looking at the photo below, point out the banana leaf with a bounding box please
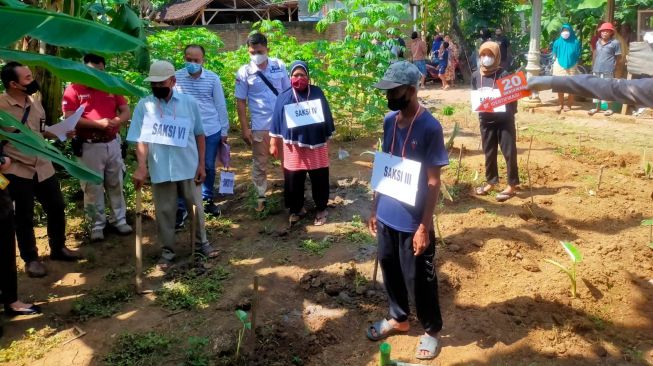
[109,4,149,72]
[0,49,147,97]
[0,110,102,184]
[0,6,145,53]
[0,0,27,8]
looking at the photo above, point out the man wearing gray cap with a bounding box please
[366,61,448,360]
[127,60,219,267]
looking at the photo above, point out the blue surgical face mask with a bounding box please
[185,62,201,74]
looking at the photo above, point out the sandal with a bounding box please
[604,109,614,116]
[255,197,266,212]
[366,319,408,341]
[289,208,307,226]
[563,105,571,112]
[475,185,493,196]
[197,243,220,259]
[314,210,328,226]
[415,334,440,360]
[496,190,517,202]
[588,109,598,116]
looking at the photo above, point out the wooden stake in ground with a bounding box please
[252,276,259,331]
[372,247,379,289]
[135,189,144,294]
[189,204,196,259]
[526,135,535,205]
[597,166,605,193]
[455,145,464,184]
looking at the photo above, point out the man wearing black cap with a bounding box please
[366,61,448,360]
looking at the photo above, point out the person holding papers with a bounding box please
[366,61,448,361]
[62,54,133,242]
[269,61,335,226]
[471,42,520,202]
[0,62,80,278]
[127,61,219,268]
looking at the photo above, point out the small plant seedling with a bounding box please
[445,121,460,151]
[544,241,583,297]
[641,219,653,248]
[235,310,251,360]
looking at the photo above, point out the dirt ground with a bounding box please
[2,83,653,366]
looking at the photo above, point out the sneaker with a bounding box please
[114,223,133,235]
[25,261,47,278]
[175,209,188,231]
[90,229,104,242]
[204,202,221,216]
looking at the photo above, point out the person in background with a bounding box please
[174,44,230,229]
[366,61,447,361]
[62,54,132,242]
[472,42,520,202]
[409,31,428,88]
[0,62,80,278]
[128,61,219,268]
[0,153,42,329]
[589,22,621,116]
[431,32,443,63]
[494,27,511,70]
[551,24,582,112]
[236,33,291,212]
[437,42,450,90]
[590,20,606,54]
[444,35,459,88]
[269,61,335,226]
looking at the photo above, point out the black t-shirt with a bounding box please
[471,69,518,123]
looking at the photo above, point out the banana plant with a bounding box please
[544,241,583,298]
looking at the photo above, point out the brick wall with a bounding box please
[160,21,346,50]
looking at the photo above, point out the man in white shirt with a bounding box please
[174,44,229,227]
[235,33,290,211]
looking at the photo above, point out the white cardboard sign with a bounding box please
[284,99,325,128]
[470,87,506,113]
[219,171,235,195]
[139,113,191,147]
[370,151,422,206]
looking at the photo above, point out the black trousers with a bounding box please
[6,174,66,263]
[0,211,18,305]
[480,116,520,186]
[283,167,329,215]
[377,221,443,334]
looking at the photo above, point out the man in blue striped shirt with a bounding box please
[174,44,230,227]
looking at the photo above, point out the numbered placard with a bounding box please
[476,71,532,112]
[219,171,235,195]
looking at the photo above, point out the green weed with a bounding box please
[235,310,251,360]
[247,186,282,220]
[299,238,331,256]
[71,285,133,321]
[104,331,173,366]
[155,266,230,310]
[184,336,211,366]
[544,241,583,298]
[0,327,65,363]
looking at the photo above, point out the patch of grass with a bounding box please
[344,215,375,245]
[104,331,173,366]
[623,346,644,361]
[206,216,234,235]
[247,186,282,220]
[299,238,331,256]
[0,327,66,363]
[71,285,133,321]
[155,266,230,311]
[554,145,586,158]
[588,314,609,331]
[184,336,211,366]
[103,267,133,282]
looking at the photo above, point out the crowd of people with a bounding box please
[0,21,636,360]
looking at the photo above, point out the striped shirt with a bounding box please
[283,143,329,171]
[174,68,229,137]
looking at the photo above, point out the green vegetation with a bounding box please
[71,285,132,321]
[247,186,282,220]
[184,336,212,366]
[104,331,173,366]
[300,238,332,256]
[0,327,65,363]
[155,266,230,310]
[544,241,583,298]
[345,215,375,245]
[235,310,252,360]
[641,219,653,248]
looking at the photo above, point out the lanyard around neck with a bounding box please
[390,106,421,158]
[479,71,498,89]
[156,99,176,120]
[291,86,310,105]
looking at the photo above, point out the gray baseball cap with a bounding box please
[373,61,421,89]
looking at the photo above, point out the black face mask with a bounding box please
[20,80,40,95]
[387,91,410,111]
[152,86,171,99]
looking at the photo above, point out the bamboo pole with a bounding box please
[252,276,259,331]
[597,166,605,193]
[190,204,197,259]
[455,144,464,184]
[526,135,534,205]
[135,189,143,294]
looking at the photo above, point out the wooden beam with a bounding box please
[606,0,615,23]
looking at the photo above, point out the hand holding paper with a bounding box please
[45,105,84,141]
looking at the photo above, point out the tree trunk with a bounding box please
[447,0,472,83]
[34,43,62,126]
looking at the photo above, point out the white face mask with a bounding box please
[481,56,495,67]
[250,53,268,65]
[561,31,571,39]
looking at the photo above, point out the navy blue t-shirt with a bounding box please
[376,109,449,233]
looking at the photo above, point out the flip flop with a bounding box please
[588,109,598,116]
[366,319,407,341]
[255,198,266,212]
[475,185,492,196]
[314,210,328,226]
[496,190,516,202]
[604,109,614,116]
[563,105,571,112]
[415,334,440,360]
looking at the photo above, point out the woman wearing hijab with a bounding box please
[552,24,582,112]
[270,61,335,226]
[471,42,519,202]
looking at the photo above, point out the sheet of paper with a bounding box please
[45,105,84,141]
[219,171,235,195]
[370,151,422,206]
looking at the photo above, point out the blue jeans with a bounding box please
[178,131,221,212]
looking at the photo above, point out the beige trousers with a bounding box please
[151,179,208,260]
[252,130,270,197]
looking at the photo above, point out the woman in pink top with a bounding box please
[270,61,335,226]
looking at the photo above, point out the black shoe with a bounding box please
[175,209,188,231]
[50,247,81,262]
[204,202,221,217]
[4,304,42,316]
